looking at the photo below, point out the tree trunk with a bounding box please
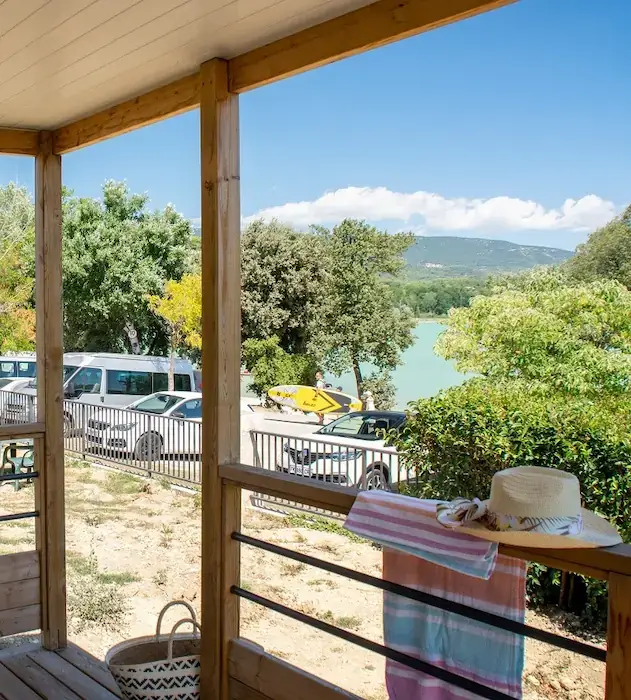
[168,338,175,391]
[352,359,363,398]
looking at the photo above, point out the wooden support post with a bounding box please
[200,58,241,700]
[605,573,631,700]
[34,131,67,650]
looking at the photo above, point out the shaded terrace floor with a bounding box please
[0,643,120,699]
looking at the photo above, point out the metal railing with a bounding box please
[0,391,202,484]
[249,428,406,516]
[65,401,202,483]
[222,465,630,700]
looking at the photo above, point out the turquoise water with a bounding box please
[241,322,468,409]
[331,321,467,409]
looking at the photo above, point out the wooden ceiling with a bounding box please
[0,0,514,151]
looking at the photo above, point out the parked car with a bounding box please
[0,379,35,424]
[83,391,202,459]
[275,411,406,489]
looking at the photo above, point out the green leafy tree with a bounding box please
[313,219,415,396]
[565,205,631,287]
[63,181,194,353]
[147,274,202,388]
[241,336,318,400]
[436,272,631,397]
[0,184,36,350]
[241,220,327,354]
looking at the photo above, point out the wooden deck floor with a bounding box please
[0,643,121,699]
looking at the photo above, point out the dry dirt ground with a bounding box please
[0,458,605,700]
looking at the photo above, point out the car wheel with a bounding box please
[363,466,389,491]
[134,432,163,461]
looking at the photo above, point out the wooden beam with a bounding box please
[0,128,39,156]
[228,0,515,93]
[220,463,631,578]
[229,639,363,700]
[35,133,66,650]
[0,423,45,441]
[200,58,241,700]
[605,573,631,700]
[52,72,199,154]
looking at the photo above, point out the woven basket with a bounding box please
[106,601,201,700]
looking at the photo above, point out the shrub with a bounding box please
[391,379,631,629]
[360,371,396,410]
[242,335,318,401]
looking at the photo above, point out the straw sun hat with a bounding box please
[436,466,622,548]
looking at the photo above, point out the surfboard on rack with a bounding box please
[267,385,362,414]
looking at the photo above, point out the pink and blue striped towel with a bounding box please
[345,491,526,700]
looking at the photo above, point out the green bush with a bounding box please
[242,335,318,400]
[391,379,631,629]
[360,371,396,410]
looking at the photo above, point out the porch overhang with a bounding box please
[0,0,512,151]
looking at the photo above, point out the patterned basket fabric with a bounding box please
[111,655,201,700]
[107,601,201,700]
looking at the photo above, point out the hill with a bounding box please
[403,236,573,278]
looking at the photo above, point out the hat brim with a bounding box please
[454,505,622,549]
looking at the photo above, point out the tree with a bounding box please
[147,274,202,389]
[241,336,318,401]
[565,205,631,287]
[0,184,36,351]
[313,219,415,396]
[436,270,631,398]
[241,219,328,354]
[63,181,194,353]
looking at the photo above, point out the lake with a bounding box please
[242,321,468,409]
[331,321,467,409]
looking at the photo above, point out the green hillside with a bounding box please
[404,236,573,278]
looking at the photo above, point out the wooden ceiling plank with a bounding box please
[228,0,515,92]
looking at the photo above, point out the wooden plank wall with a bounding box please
[0,551,41,637]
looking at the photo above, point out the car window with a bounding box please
[63,365,78,381]
[152,373,192,392]
[17,362,36,378]
[0,362,16,378]
[320,414,366,437]
[321,413,402,441]
[176,399,202,419]
[107,370,152,396]
[69,367,102,395]
[131,394,181,414]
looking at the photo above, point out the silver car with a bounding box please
[276,411,406,489]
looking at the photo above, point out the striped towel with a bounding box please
[345,492,526,700]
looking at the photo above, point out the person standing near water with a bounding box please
[314,370,326,425]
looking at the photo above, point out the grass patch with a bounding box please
[283,513,369,544]
[307,578,338,589]
[160,524,174,548]
[315,609,362,630]
[67,549,131,633]
[104,471,144,495]
[280,562,306,576]
[158,476,172,490]
[67,551,139,585]
[0,533,35,545]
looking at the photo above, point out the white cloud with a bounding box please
[242,187,616,233]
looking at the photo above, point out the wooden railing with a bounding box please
[219,463,631,700]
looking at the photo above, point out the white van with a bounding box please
[0,354,37,381]
[61,353,196,408]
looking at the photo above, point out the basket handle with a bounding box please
[167,618,202,661]
[156,601,197,639]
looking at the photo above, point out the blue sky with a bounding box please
[1,0,630,251]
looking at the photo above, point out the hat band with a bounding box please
[436,497,584,537]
